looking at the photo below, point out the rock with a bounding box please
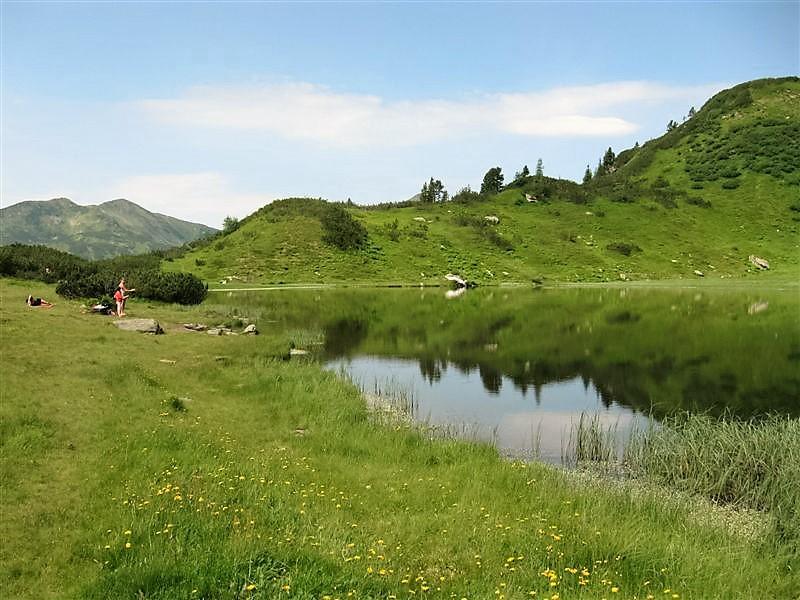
[749,255,770,270]
[183,323,207,331]
[694,270,705,277]
[207,328,223,336]
[445,273,467,288]
[114,318,163,334]
[159,359,176,364]
[243,324,258,335]
[289,348,309,356]
[748,301,769,315]
[413,216,426,222]
[484,215,500,224]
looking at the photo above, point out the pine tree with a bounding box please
[420,180,430,203]
[535,158,544,177]
[481,167,504,195]
[582,164,592,184]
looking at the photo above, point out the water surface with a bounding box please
[209,285,800,461]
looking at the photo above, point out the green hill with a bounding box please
[1,198,217,260]
[167,77,799,285]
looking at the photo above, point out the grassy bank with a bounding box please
[1,278,797,599]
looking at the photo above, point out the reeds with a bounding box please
[565,411,800,543]
[624,414,800,541]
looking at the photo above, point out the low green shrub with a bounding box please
[320,204,368,250]
[686,196,712,208]
[606,242,642,256]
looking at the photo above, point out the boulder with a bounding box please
[484,215,500,224]
[183,323,207,331]
[243,324,258,335]
[749,255,770,270]
[694,270,705,277]
[114,319,163,334]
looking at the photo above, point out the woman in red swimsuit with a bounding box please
[113,287,128,317]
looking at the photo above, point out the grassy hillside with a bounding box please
[167,78,799,286]
[1,198,217,260]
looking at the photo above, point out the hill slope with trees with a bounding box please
[166,77,799,285]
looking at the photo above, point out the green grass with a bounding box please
[1,278,798,599]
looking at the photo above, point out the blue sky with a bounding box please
[2,1,798,227]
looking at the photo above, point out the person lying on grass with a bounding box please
[26,295,54,308]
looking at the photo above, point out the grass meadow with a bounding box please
[1,278,798,599]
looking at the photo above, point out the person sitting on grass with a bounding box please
[26,295,54,308]
[113,287,128,317]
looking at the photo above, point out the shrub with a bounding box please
[320,204,368,250]
[686,196,712,208]
[382,219,401,242]
[136,271,207,305]
[606,242,642,256]
[451,186,483,204]
[721,180,740,190]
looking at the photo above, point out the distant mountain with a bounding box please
[0,198,218,260]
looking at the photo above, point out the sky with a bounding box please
[2,1,798,228]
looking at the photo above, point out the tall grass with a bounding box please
[562,413,621,467]
[567,412,800,545]
[624,414,800,543]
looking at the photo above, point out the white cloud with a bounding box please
[139,80,722,147]
[108,172,269,228]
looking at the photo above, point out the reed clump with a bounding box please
[624,414,800,542]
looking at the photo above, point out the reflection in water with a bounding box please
[209,285,800,459]
[328,356,649,463]
[323,318,369,356]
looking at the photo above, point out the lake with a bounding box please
[209,285,800,462]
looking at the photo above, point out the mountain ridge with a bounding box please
[1,197,217,260]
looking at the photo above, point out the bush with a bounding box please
[136,271,207,305]
[320,204,368,250]
[606,242,642,256]
[721,180,740,190]
[451,186,483,204]
[686,196,712,208]
[0,244,206,305]
[382,219,401,242]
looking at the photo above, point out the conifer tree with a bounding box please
[582,165,593,184]
[481,167,504,195]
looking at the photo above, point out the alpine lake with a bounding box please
[208,284,800,464]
